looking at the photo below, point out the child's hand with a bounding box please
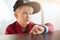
[29,25,44,34]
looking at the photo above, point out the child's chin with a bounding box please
[26,21,30,24]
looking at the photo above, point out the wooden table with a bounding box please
[0,30,60,40]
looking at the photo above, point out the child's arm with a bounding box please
[29,23,53,34]
[29,25,45,34]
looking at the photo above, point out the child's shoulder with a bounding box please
[6,21,17,29]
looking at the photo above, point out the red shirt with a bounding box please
[5,21,53,34]
[5,21,35,34]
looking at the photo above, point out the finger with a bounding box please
[36,26,44,34]
[38,26,44,32]
[29,29,33,33]
[29,25,37,33]
[37,30,43,34]
[32,31,37,35]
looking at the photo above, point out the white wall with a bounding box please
[0,0,60,34]
[42,1,60,31]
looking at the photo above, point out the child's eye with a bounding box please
[23,12,27,14]
[29,13,32,15]
[23,12,32,15]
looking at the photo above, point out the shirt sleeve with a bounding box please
[45,23,54,33]
[41,23,53,34]
[5,25,15,35]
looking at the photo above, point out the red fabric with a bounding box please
[5,21,35,34]
[5,21,53,34]
[45,23,53,33]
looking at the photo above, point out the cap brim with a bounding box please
[13,1,40,14]
[25,2,40,14]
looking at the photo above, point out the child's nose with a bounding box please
[27,14,30,18]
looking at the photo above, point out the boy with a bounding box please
[5,0,53,34]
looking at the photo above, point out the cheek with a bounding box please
[17,14,28,22]
[18,15,26,21]
[21,14,27,19]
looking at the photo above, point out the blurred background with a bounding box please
[0,0,60,34]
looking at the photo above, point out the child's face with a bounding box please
[14,6,34,24]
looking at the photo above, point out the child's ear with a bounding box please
[14,12,18,19]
